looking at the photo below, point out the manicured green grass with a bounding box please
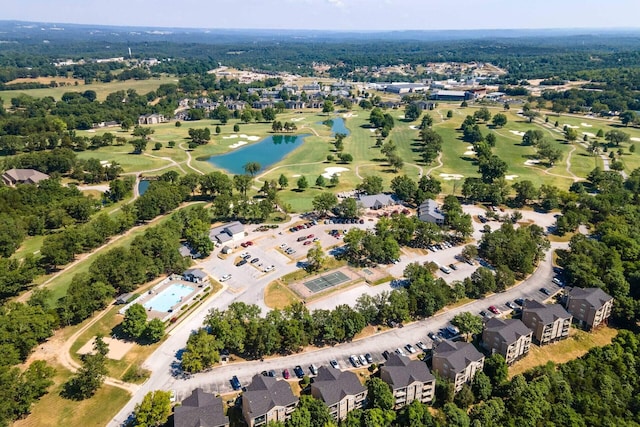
[11,235,45,260]
[0,75,177,103]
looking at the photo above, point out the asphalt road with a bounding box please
[108,207,564,426]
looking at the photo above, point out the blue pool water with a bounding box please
[143,283,193,313]
[321,117,350,137]
[138,180,151,196]
[205,134,310,175]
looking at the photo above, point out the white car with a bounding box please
[263,265,275,273]
[279,243,288,249]
[220,274,232,282]
[169,390,176,403]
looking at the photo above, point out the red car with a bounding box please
[246,241,254,246]
[240,242,248,248]
[307,234,314,239]
[283,369,290,379]
[303,240,312,246]
[488,305,500,315]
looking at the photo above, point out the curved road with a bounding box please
[109,235,566,426]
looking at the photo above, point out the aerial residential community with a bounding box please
[0,1,640,426]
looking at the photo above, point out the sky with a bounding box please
[4,0,640,31]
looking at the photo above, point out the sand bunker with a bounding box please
[322,166,349,179]
[229,141,248,149]
[99,160,112,167]
[581,123,593,127]
[397,115,405,119]
[292,174,301,177]
[463,151,476,156]
[77,336,134,361]
[239,134,261,141]
[343,113,358,118]
[631,137,640,142]
[369,128,377,133]
[439,173,464,181]
[222,135,239,139]
[291,117,305,122]
[509,130,526,137]
[582,132,596,138]
[524,159,541,166]
[505,175,519,181]
[564,124,580,129]
[409,125,419,130]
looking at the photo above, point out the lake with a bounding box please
[204,117,351,175]
[204,134,310,175]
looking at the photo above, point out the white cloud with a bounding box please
[327,0,345,7]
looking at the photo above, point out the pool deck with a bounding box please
[118,275,206,321]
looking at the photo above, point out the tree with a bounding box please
[330,174,340,187]
[404,103,421,121]
[297,176,308,191]
[471,371,493,402]
[420,113,434,129]
[306,242,326,272]
[491,113,508,127]
[479,155,508,183]
[536,140,562,166]
[512,180,539,206]
[278,174,289,189]
[142,319,165,344]
[233,174,253,198]
[322,100,334,114]
[215,125,221,134]
[121,303,147,339]
[358,175,384,195]
[447,110,454,118]
[233,124,240,132]
[132,390,172,427]
[605,130,630,146]
[336,197,360,218]
[366,377,394,410]
[391,175,417,203]
[484,354,508,386]
[243,161,261,177]
[523,110,540,123]
[620,110,636,126]
[312,192,338,215]
[181,329,222,373]
[130,138,147,154]
[473,107,492,122]
[461,244,478,262]
[62,336,108,400]
[451,312,483,341]
[564,127,579,143]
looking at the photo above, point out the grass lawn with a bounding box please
[264,280,300,309]
[0,75,177,103]
[13,363,130,427]
[11,235,45,260]
[509,326,618,378]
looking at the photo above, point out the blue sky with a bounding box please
[4,0,640,31]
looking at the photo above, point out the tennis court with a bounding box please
[304,271,350,293]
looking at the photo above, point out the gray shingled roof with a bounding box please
[483,317,532,344]
[433,341,483,372]
[3,168,49,184]
[174,388,229,427]
[357,193,395,209]
[417,199,444,221]
[312,366,366,406]
[381,353,434,388]
[568,287,613,309]
[183,268,207,279]
[523,300,571,324]
[243,375,298,418]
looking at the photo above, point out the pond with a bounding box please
[204,133,310,175]
[321,117,350,136]
[138,179,151,196]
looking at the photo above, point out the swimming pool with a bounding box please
[143,283,194,313]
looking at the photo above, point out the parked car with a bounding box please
[428,332,442,343]
[552,277,564,286]
[279,243,288,249]
[349,355,359,367]
[449,263,458,270]
[250,257,260,264]
[488,305,500,315]
[230,376,241,390]
[358,354,367,365]
[242,253,252,260]
[330,359,340,369]
[307,234,314,239]
[405,344,417,354]
[416,341,428,351]
[220,274,232,282]
[514,298,525,306]
[236,259,247,267]
[480,310,492,318]
[439,266,451,274]
[309,364,318,375]
[263,265,275,273]
[245,241,253,246]
[382,350,391,360]
[294,365,304,378]
[365,353,373,364]
[540,287,552,296]
[283,369,290,379]
[395,347,406,357]
[297,236,307,242]
[303,240,312,246]
[240,242,249,248]
[506,301,517,310]
[446,325,460,336]
[268,370,276,377]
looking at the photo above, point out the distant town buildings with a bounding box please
[138,113,167,125]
